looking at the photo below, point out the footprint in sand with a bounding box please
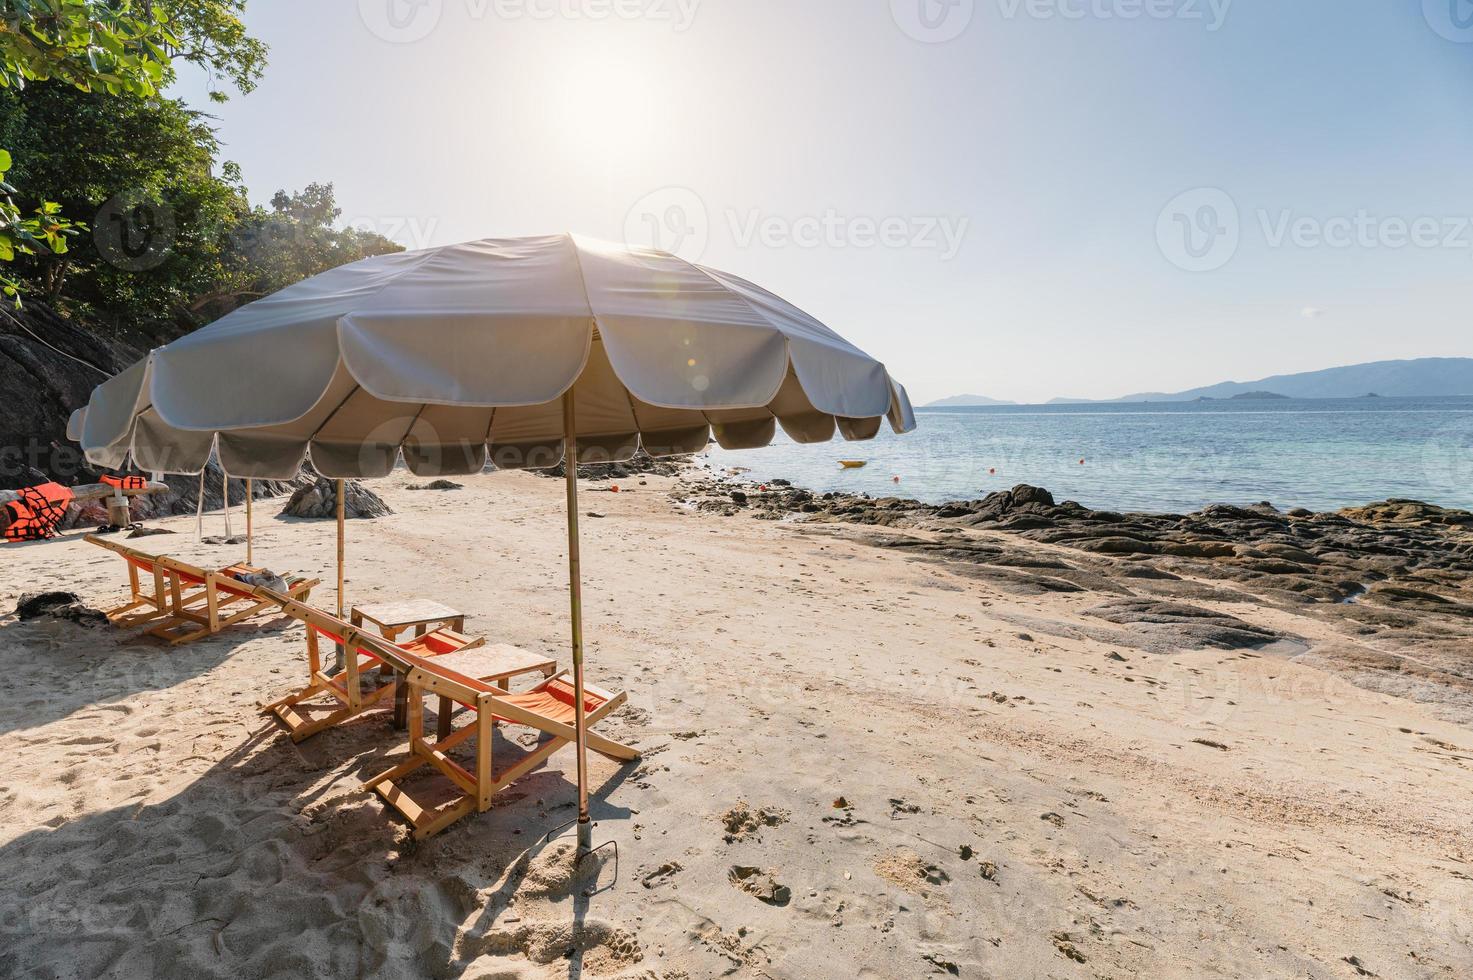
[875,848,949,892]
[721,801,789,843]
[637,861,683,890]
[728,866,792,906]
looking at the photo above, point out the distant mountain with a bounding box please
[1108,358,1473,403]
[1227,391,1290,401]
[925,393,1018,407]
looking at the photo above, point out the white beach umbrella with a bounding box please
[73,233,916,848]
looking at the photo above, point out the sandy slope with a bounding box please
[0,470,1469,979]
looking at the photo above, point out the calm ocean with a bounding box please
[703,396,1473,514]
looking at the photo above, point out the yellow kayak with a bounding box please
[838,460,868,469]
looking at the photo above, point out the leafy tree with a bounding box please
[0,82,238,323]
[0,0,265,98]
[0,0,266,305]
[0,82,403,334]
[0,146,80,305]
[196,183,404,323]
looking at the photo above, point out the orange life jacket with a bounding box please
[2,483,75,542]
[101,474,149,491]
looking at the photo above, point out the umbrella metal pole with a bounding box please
[563,391,592,853]
[334,479,346,673]
[245,479,253,567]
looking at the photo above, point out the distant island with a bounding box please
[924,393,1018,407]
[1103,357,1473,403]
[934,357,1473,407]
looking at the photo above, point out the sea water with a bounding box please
[703,396,1473,514]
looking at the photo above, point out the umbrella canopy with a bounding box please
[70,233,915,851]
[72,234,914,477]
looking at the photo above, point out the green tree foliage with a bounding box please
[0,82,236,321]
[1,81,404,335]
[0,145,80,305]
[0,0,267,305]
[0,0,265,98]
[198,183,405,323]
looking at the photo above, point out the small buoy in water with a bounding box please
[892,475,901,483]
[989,468,997,476]
[1079,459,1086,465]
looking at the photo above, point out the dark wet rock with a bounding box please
[1340,499,1473,530]
[280,479,392,520]
[1084,598,1284,651]
[407,479,463,491]
[672,474,1473,716]
[539,451,692,482]
[15,591,108,627]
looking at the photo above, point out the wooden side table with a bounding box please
[349,601,559,735]
[423,644,559,738]
[351,600,467,729]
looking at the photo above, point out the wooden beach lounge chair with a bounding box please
[147,554,317,646]
[363,654,638,839]
[258,599,560,745]
[86,535,319,644]
[86,534,196,629]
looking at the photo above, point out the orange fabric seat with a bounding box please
[495,679,604,727]
[365,663,636,839]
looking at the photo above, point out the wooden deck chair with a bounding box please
[86,534,218,629]
[258,599,492,743]
[145,553,318,646]
[364,654,639,840]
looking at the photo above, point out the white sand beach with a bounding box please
[0,470,1470,978]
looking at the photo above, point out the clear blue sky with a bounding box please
[171,0,1473,405]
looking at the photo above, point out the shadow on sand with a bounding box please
[0,613,295,739]
[0,679,639,978]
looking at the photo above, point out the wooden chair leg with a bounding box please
[437,695,454,741]
[475,709,493,811]
[393,672,409,730]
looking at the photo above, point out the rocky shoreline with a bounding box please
[673,471,1473,723]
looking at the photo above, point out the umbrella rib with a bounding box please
[306,384,363,443]
[481,407,497,448]
[620,387,644,435]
